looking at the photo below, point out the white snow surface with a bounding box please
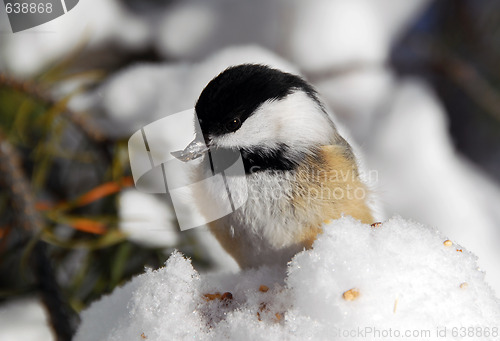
[0,297,54,341]
[118,189,179,248]
[75,216,500,341]
[118,189,239,271]
[359,79,500,296]
[317,67,500,295]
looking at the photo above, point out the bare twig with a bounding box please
[0,73,107,143]
[433,48,500,123]
[0,130,77,341]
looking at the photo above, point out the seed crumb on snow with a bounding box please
[259,285,269,293]
[342,288,360,301]
[393,297,399,314]
[75,216,500,341]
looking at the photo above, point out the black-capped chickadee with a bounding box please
[174,64,375,268]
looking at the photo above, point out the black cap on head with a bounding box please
[195,64,320,141]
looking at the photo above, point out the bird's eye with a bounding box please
[225,118,241,132]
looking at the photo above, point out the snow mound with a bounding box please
[364,79,500,293]
[75,216,500,341]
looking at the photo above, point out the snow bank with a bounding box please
[317,67,500,295]
[362,79,500,295]
[75,216,500,341]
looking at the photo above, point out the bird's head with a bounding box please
[174,64,345,172]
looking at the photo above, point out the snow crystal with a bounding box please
[75,216,500,341]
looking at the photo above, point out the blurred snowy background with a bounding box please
[1,0,500,339]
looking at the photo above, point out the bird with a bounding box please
[173,64,376,269]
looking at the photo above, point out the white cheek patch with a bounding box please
[211,91,336,152]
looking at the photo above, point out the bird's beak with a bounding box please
[171,137,209,162]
